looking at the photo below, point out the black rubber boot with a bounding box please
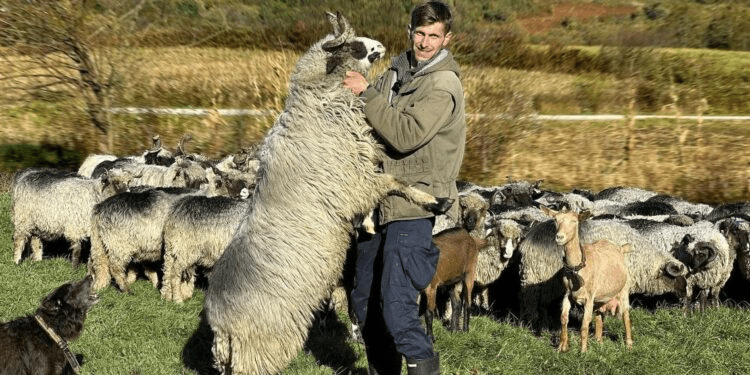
[406,353,440,375]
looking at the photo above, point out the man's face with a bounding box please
[410,22,452,62]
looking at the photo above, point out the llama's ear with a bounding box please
[579,209,593,222]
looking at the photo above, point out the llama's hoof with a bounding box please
[428,198,454,215]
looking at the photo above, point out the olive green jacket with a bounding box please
[360,49,466,225]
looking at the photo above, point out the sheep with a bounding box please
[88,186,201,293]
[592,186,658,204]
[81,135,165,178]
[645,194,713,219]
[11,167,132,267]
[716,215,750,280]
[540,206,632,353]
[121,156,207,189]
[455,216,529,315]
[160,194,252,303]
[203,12,452,375]
[422,191,490,341]
[705,201,750,222]
[77,154,117,178]
[623,219,733,313]
[518,216,688,332]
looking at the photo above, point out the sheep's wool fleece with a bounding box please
[203,17,393,375]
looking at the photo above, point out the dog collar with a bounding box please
[34,315,81,374]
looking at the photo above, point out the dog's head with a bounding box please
[36,275,99,342]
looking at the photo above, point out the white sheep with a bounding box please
[88,186,202,293]
[11,167,131,267]
[161,194,251,303]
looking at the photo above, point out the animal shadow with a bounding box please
[182,305,363,375]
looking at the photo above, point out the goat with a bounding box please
[541,206,633,353]
[423,191,489,342]
[518,215,688,332]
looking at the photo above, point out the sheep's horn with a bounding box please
[177,133,192,155]
[665,261,686,277]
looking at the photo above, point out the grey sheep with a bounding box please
[624,219,733,313]
[203,12,450,375]
[161,195,251,303]
[11,168,131,267]
[88,187,201,293]
[593,186,659,203]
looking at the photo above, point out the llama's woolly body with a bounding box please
[203,12,409,375]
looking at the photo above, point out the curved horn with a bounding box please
[665,261,687,277]
[177,133,192,156]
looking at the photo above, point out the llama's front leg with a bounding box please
[558,294,571,353]
[70,240,82,268]
[384,176,453,214]
[580,298,594,353]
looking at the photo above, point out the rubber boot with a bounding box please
[406,352,440,375]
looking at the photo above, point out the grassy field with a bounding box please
[4,192,750,374]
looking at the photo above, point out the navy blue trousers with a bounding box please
[350,218,439,372]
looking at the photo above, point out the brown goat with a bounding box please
[423,227,487,342]
[541,205,633,353]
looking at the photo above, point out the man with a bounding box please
[343,1,466,374]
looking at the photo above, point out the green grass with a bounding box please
[3,192,750,374]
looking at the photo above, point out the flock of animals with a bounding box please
[5,10,750,375]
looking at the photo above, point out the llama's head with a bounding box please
[320,11,385,75]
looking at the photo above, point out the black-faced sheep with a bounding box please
[624,219,733,313]
[203,12,451,375]
[11,168,131,267]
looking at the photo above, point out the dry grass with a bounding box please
[1,47,749,203]
[491,119,750,204]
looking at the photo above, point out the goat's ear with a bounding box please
[578,209,593,222]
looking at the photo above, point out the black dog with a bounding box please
[0,275,99,375]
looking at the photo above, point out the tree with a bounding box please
[0,0,141,152]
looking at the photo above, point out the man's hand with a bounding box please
[343,71,369,96]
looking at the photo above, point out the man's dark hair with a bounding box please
[410,1,453,34]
